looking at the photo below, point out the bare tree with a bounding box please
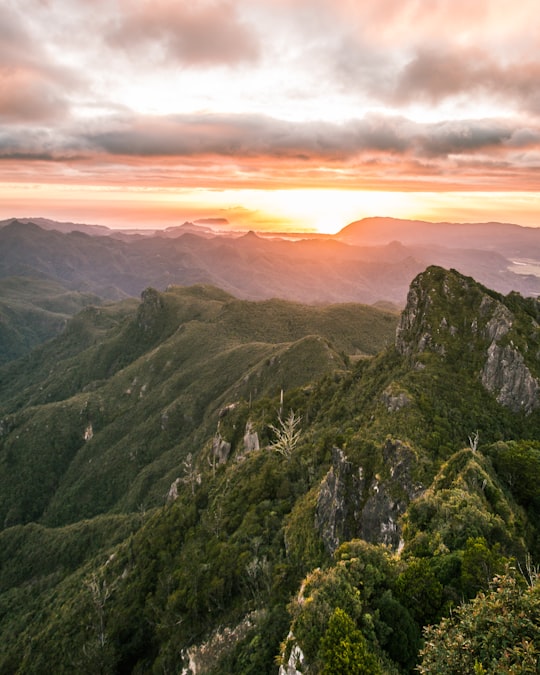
[181,452,201,495]
[81,570,119,671]
[268,410,302,459]
[468,430,479,452]
[85,572,115,649]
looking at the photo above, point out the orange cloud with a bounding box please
[392,48,540,113]
[106,0,260,66]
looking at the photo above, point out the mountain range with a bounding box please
[1,216,539,303]
[0,264,539,672]
[1,215,539,367]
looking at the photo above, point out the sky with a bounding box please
[1,0,540,233]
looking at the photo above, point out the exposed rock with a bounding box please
[315,441,423,554]
[359,439,424,548]
[83,423,93,441]
[396,266,540,413]
[483,301,513,341]
[278,585,310,674]
[316,447,353,553]
[480,297,540,412]
[278,634,306,675]
[381,384,411,412]
[212,433,231,464]
[243,420,260,453]
[481,342,540,413]
[180,611,263,674]
[218,402,238,418]
[395,277,433,356]
[396,267,486,358]
[167,477,181,502]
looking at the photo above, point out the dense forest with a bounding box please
[0,265,539,673]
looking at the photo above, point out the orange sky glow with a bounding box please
[2,0,540,232]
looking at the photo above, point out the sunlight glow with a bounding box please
[2,181,540,233]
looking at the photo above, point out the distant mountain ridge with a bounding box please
[3,214,539,250]
[1,215,540,363]
[1,215,539,301]
[337,216,540,257]
[0,216,112,237]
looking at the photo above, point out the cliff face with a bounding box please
[480,300,540,413]
[315,440,423,554]
[396,266,540,413]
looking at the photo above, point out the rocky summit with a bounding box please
[397,266,540,412]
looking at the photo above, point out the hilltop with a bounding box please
[337,216,540,256]
[0,267,539,672]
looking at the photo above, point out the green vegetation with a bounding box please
[418,571,540,674]
[0,267,539,673]
[0,284,396,528]
[320,607,382,674]
[0,276,102,363]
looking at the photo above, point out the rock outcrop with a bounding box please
[396,266,540,413]
[278,635,306,675]
[167,477,181,502]
[180,611,263,675]
[316,447,353,553]
[480,300,540,412]
[212,433,231,464]
[315,440,423,554]
[242,420,260,453]
[137,287,164,332]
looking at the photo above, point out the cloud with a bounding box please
[105,1,260,66]
[0,4,38,68]
[1,0,539,196]
[284,0,540,114]
[0,4,83,123]
[79,113,412,159]
[415,119,515,156]
[1,111,537,166]
[392,47,540,114]
[77,112,536,162]
[0,69,71,123]
[4,0,539,127]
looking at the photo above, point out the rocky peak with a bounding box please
[137,287,165,332]
[396,266,486,357]
[396,266,540,413]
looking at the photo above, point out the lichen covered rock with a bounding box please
[315,440,423,554]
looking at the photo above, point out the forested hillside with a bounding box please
[0,277,102,365]
[0,267,539,673]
